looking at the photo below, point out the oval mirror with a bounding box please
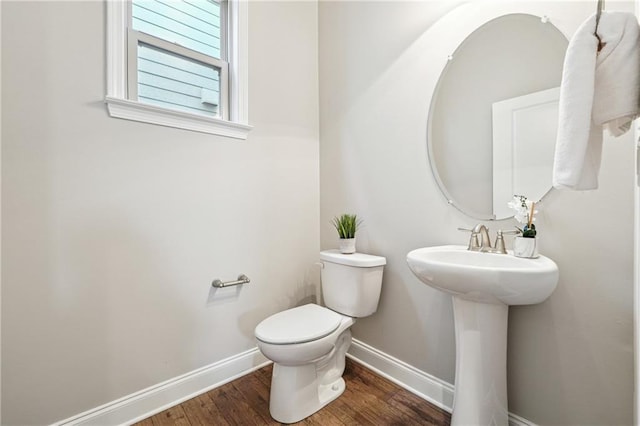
[428,12,568,220]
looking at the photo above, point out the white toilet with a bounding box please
[254,249,386,424]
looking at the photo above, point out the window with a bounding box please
[106,0,251,139]
[129,0,227,119]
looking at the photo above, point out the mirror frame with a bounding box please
[425,2,575,221]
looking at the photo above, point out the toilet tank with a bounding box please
[320,250,386,317]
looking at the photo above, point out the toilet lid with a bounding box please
[255,304,343,345]
[320,250,386,267]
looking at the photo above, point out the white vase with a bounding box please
[513,236,538,258]
[339,238,356,254]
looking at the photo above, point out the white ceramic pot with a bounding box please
[513,236,538,258]
[339,238,356,254]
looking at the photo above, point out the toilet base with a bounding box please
[269,363,346,423]
[268,328,352,423]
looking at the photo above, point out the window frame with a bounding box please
[105,0,251,139]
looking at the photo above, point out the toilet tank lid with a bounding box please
[320,249,386,267]
[255,304,343,344]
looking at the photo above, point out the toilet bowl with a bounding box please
[255,304,355,423]
[255,250,386,424]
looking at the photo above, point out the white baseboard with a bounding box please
[52,348,270,426]
[347,338,537,426]
[54,340,536,426]
[346,338,455,412]
[508,412,538,426]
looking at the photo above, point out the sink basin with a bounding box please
[406,245,559,426]
[406,245,558,305]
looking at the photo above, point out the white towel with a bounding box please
[553,11,640,190]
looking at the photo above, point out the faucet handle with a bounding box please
[493,230,507,254]
[458,227,480,250]
[494,229,521,254]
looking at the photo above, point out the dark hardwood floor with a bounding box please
[134,359,451,425]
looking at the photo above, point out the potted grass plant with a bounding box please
[331,214,361,254]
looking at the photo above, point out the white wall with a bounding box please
[2,1,635,425]
[319,1,634,425]
[1,1,319,424]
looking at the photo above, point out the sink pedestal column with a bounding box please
[451,296,509,426]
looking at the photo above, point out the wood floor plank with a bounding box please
[344,361,397,401]
[234,369,272,404]
[321,394,368,425]
[324,392,384,426]
[180,392,231,426]
[230,373,278,425]
[208,379,267,425]
[302,400,346,426]
[253,363,273,389]
[134,418,154,426]
[150,405,190,426]
[136,358,451,426]
[341,377,414,425]
[345,360,448,425]
[388,390,451,426]
[302,413,344,426]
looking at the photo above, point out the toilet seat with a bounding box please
[255,304,342,345]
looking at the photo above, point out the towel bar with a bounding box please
[212,274,251,288]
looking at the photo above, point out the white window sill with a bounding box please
[105,96,253,139]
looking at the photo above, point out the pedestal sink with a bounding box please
[406,245,558,426]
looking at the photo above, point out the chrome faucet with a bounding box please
[458,225,520,254]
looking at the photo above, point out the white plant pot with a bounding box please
[339,238,356,254]
[513,236,538,258]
